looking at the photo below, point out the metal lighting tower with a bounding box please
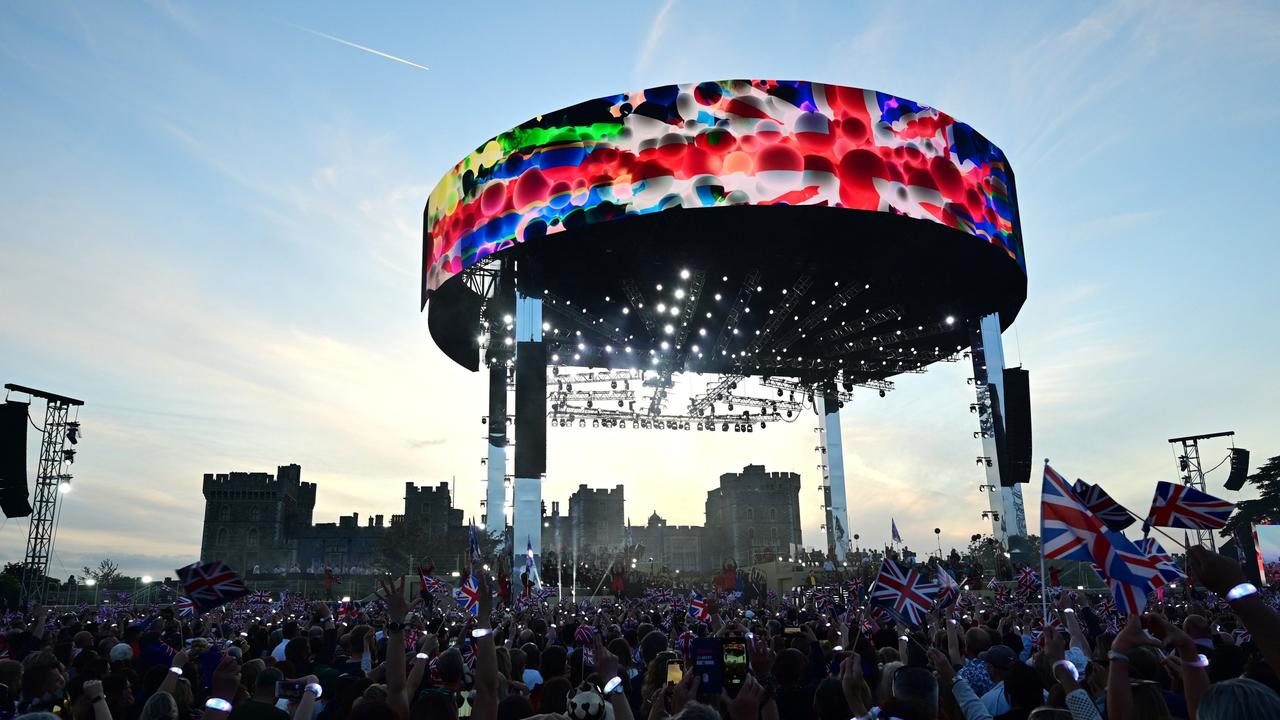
[4,384,84,603]
[1168,430,1234,551]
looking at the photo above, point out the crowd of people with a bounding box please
[1,546,1279,720]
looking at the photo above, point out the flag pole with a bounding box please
[1041,459,1050,624]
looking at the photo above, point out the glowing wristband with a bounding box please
[305,683,323,698]
[603,676,624,695]
[1186,654,1210,668]
[471,627,493,639]
[205,698,232,712]
[169,667,183,676]
[1226,583,1258,601]
[1107,650,1129,663]
[1053,660,1079,681]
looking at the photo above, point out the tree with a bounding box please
[82,558,122,586]
[1223,455,1280,537]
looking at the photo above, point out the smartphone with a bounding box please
[784,626,801,635]
[691,638,724,694]
[723,639,747,691]
[666,658,683,684]
[276,680,306,701]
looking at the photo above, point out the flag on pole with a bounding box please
[1144,482,1234,531]
[870,558,937,628]
[891,518,902,544]
[1040,464,1163,601]
[688,591,710,622]
[175,561,249,613]
[933,566,960,610]
[1136,537,1185,584]
[454,575,481,616]
[1072,480,1137,531]
[468,523,483,566]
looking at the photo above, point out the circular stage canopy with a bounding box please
[423,80,1025,385]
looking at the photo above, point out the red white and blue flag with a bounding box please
[1072,479,1136,531]
[250,590,271,604]
[176,596,195,618]
[1136,537,1185,584]
[1145,482,1234,531]
[468,523,483,566]
[175,561,249,613]
[1042,465,1162,603]
[688,591,710,622]
[933,567,960,610]
[1017,566,1041,593]
[421,575,447,595]
[454,575,481,616]
[870,559,938,628]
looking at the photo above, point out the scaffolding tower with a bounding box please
[5,384,84,603]
[1168,430,1234,551]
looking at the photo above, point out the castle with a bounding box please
[200,463,803,573]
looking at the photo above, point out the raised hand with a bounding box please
[927,647,955,683]
[1111,615,1160,654]
[377,576,412,623]
[1186,546,1247,596]
[725,675,765,720]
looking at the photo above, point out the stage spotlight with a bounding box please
[879,389,886,398]
[611,381,617,389]
[58,477,71,494]
[760,422,766,429]
[66,422,80,445]
[586,400,593,408]
[63,449,76,464]
[481,417,487,424]
[579,420,585,428]
[777,388,783,397]
[722,423,729,432]
[696,423,703,431]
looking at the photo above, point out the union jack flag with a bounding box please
[454,575,481,616]
[1017,566,1041,593]
[688,591,710,622]
[421,576,447,595]
[176,596,195,618]
[860,618,880,635]
[534,587,557,603]
[847,577,865,602]
[1030,614,1064,651]
[468,523,483,566]
[1098,596,1117,617]
[1145,482,1234,531]
[675,630,696,663]
[463,638,478,669]
[1136,537,1185,584]
[1040,465,1159,593]
[870,559,938,628]
[175,560,249,613]
[1073,480,1136,531]
[934,567,960,610]
[250,591,271,604]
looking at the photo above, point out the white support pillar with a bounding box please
[485,363,508,539]
[821,388,852,557]
[512,288,544,583]
[968,312,1029,544]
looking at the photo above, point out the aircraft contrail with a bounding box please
[298,26,429,72]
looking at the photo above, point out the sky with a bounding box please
[1,1,1278,578]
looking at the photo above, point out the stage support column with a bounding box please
[820,386,852,558]
[485,363,508,538]
[968,312,1029,546]
[512,262,545,584]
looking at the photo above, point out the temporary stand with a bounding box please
[1168,431,1234,551]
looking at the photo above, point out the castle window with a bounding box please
[746,508,754,521]
[216,527,228,546]
[771,527,779,541]
[218,506,230,522]
[250,506,261,522]
[769,508,777,521]
[247,528,259,547]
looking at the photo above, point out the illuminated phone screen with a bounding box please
[723,641,747,687]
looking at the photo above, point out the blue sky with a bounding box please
[1,1,1278,576]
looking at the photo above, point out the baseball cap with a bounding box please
[979,645,1017,670]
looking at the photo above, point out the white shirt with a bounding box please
[272,638,290,662]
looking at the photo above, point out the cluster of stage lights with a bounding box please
[551,415,775,432]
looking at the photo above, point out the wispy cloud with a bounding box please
[296,26,429,72]
[634,0,676,79]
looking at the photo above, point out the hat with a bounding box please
[979,645,1017,671]
[109,643,133,662]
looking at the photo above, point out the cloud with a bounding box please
[408,438,447,449]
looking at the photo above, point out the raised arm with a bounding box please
[158,650,190,696]
[471,573,500,720]
[1188,546,1280,673]
[376,576,413,720]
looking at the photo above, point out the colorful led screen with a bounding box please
[1256,523,1280,587]
[424,80,1024,301]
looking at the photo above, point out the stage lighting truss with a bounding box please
[474,260,969,431]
